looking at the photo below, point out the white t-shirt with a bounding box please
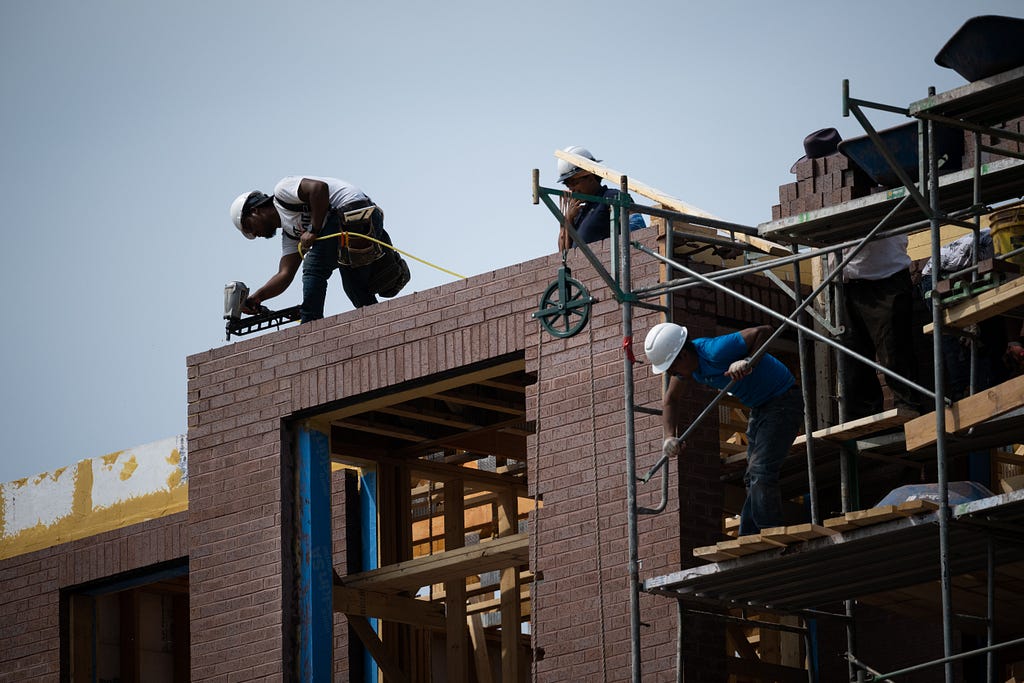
[842,235,910,281]
[272,176,369,256]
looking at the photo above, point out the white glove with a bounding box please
[725,358,752,380]
[662,437,685,458]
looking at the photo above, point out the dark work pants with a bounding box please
[841,269,920,419]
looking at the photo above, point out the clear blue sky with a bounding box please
[1,0,1019,482]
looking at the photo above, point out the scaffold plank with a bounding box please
[904,374,1024,450]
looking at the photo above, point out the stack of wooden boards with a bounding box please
[695,499,940,563]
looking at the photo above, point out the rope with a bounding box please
[298,230,467,280]
[530,323,543,682]
[587,320,610,683]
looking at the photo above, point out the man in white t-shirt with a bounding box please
[230,176,408,322]
[840,235,922,418]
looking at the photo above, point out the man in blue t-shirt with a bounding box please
[644,322,804,536]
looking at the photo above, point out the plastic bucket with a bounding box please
[990,205,1024,266]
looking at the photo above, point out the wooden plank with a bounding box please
[693,544,741,563]
[808,407,918,442]
[342,533,529,592]
[467,614,494,683]
[822,515,859,533]
[923,275,1024,333]
[714,535,786,557]
[333,586,446,631]
[844,505,903,527]
[760,523,837,544]
[553,148,790,256]
[904,374,1024,450]
[896,499,940,515]
[347,615,410,683]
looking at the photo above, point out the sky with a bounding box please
[1,0,1020,483]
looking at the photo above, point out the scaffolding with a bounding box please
[536,63,1024,682]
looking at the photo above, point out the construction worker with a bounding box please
[644,322,804,536]
[837,235,922,418]
[556,146,646,251]
[230,176,408,322]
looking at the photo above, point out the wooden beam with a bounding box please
[347,615,410,683]
[553,149,790,256]
[308,359,525,432]
[333,586,445,631]
[445,480,468,683]
[904,374,1024,450]
[467,613,494,683]
[435,390,526,416]
[498,490,522,683]
[923,275,1024,332]
[342,533,529,593]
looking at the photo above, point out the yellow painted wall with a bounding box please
[0,436,188,560]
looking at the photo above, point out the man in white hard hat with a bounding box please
[556,146,646,251]
[644,322,804,536]
[230,176,408,322]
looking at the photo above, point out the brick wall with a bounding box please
[186,225,734,681]
[0,513,188,682]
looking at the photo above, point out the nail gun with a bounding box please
[223,281,301,340]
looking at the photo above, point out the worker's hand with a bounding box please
[299,230,318,254]
[242,295,262,315]
[725,358,752,381]
[558,226,572,252]
[662,437,686,458]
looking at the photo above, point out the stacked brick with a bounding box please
[772,153,874,220]
[963,114,1024,164]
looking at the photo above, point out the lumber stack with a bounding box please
[693,500,939,563]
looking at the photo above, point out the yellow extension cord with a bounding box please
[298,231,467,280]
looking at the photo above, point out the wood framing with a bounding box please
[341,533,529,593]
[333,586,445,631]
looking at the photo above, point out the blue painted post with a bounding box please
[297,427,332,681]
[360,469,379,683]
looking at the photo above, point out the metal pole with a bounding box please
[987,537,995,683]
[636,244,938,404]
[620,176,643,683]
[792,245,820,524]
[927,99,956,683]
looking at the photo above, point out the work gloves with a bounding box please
[662,437,686,458]
[725,358,753,381]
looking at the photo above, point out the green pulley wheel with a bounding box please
[532,263,595,339]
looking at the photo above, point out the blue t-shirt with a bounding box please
[688,332,794,408]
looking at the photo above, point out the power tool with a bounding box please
[223,281,301,340]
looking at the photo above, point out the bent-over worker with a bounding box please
[230,175,409,322]
[644,322,804,536]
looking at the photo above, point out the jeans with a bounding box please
[739,386,804,536]
[300,218,393,322]
[841,269,920,418]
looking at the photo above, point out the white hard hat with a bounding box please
[230,191,272,239]
[557,145,601,183]
[644,322,688,374]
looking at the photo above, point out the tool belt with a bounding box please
[329,201,385,267]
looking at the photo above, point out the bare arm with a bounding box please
[725,325,773,380]
[662,373,688,439]
[245,253,302,312]
[738,325,773,361]
[297,178,331,252]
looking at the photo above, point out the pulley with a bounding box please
[532,258,595,339]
